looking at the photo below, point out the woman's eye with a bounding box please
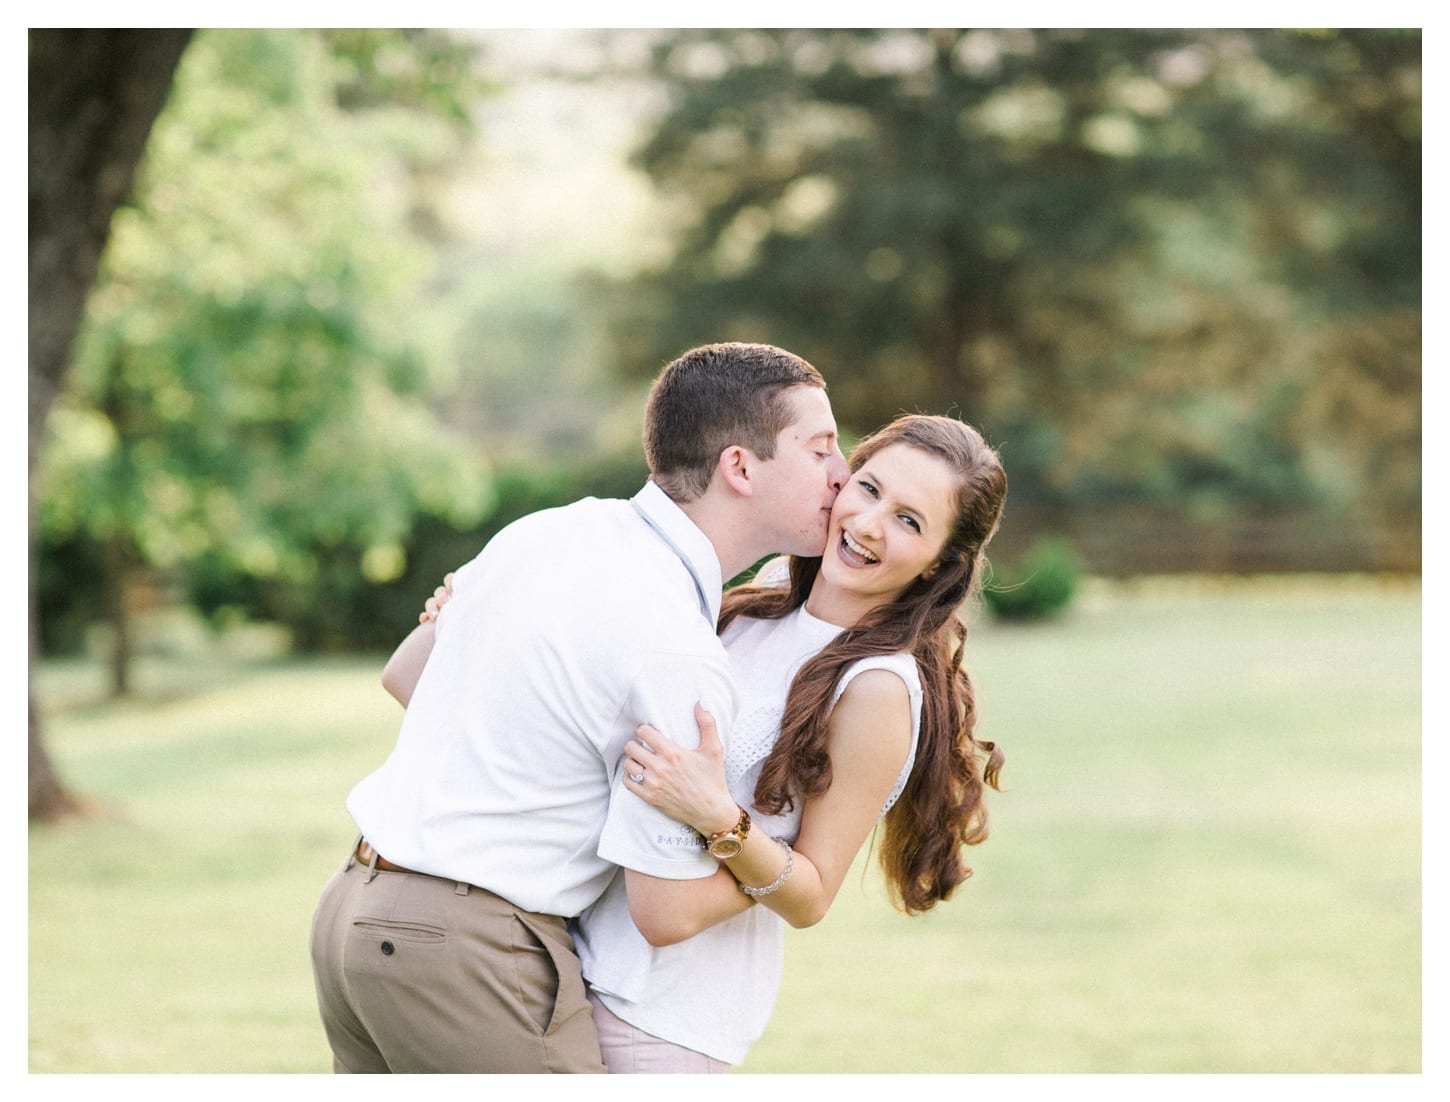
[900,515,921,532]
[859,480,878,497]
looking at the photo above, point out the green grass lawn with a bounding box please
[29,577,1422,1073]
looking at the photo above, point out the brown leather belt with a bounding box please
[355,838,424,876]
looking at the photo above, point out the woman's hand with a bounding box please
[420,572,456,623]
[621,704,741,837]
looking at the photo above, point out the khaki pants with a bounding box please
[309,846,606,1073]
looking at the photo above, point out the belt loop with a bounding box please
[346,833,362,871]
[455,881,469,896]
[360,839,381,884]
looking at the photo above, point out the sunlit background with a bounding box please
[35,28,1421,667]
[28,27,1423,1075]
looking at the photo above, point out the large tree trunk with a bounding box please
[28,29,192,821]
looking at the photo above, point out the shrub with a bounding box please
[983,537,1082,621]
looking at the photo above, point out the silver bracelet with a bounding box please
[740,838,793,897]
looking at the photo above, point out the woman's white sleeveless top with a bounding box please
[573,602,923,1064]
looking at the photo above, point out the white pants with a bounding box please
[587,990,731,1074]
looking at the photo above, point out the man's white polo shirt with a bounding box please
[346,481,733,917]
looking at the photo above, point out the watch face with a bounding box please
[709,837,744,859]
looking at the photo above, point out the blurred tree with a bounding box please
[30,29,193,820]
[604,29,1420,517]
[39,29,496,691]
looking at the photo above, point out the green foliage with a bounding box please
[39,439,652,656]
[39,29,497,653]
[36,533,109,655]
[606,29,1420,517]
[320,28,497,127]
[983,536,1082,620]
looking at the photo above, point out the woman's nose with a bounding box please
[856,503,886,538]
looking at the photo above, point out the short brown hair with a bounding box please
[643,342,826,501]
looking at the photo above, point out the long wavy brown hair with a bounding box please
[718,414,1007,914]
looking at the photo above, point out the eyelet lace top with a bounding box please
[720,603,922,843]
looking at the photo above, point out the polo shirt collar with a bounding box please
[631,481,724,626]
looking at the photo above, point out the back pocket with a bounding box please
[353,919,446,944]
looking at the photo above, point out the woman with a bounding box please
[410,413,1006,1072]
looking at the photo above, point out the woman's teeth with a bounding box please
[842,532,879,564]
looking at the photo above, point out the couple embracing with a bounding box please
[309,341,1007,1073]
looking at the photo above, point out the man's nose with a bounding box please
[827,449,849,492]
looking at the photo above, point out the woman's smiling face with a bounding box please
[816,442,960,618]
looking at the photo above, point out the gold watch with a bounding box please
[705,808,752,859]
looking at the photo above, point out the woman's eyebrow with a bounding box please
[862,467,930,528]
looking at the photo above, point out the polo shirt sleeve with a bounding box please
[596,651,738,879]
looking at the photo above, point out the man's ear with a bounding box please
[716,445,754,497]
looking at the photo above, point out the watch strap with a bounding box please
[705,807,751,850]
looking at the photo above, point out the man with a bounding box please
[309,342,848,1072]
